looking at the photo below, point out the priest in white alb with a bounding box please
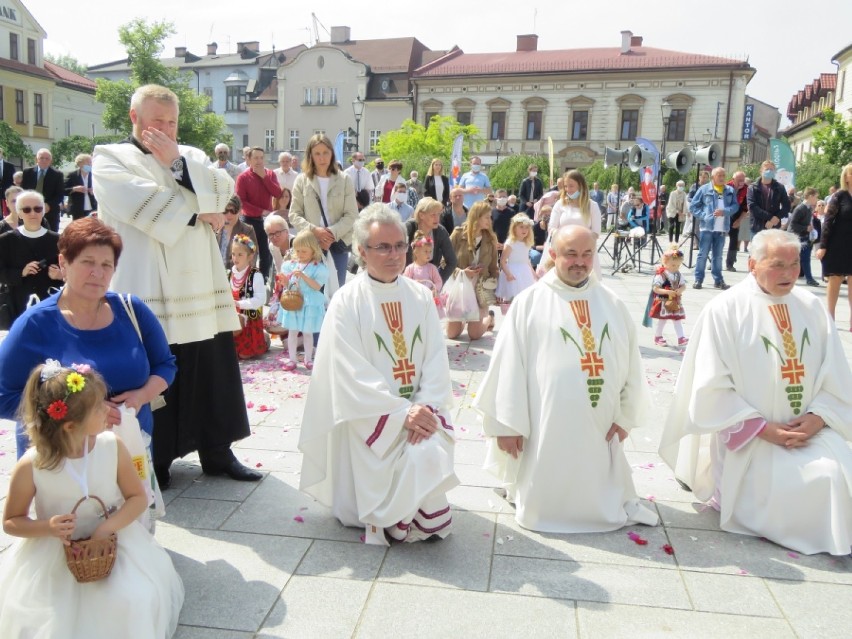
[474,225,658,533]
[299,204,458,545]
[660,229,852,555]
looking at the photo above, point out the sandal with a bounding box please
[304,361,314,371]
[282,359,297,372]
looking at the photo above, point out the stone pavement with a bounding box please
[1,239,852,638]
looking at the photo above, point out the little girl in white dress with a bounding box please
[0,361,184,638]
[496,214,537,304]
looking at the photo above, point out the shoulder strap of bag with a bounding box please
[314,191,330,228]
[120,294,143,343]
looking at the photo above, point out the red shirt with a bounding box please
[235,169,282,218]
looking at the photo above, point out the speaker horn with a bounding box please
[603,147,628,169]
[627,144,654,171]
[665,146,696,174]
[694,143,722,168]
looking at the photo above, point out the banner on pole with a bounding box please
[636,137,659,208]
[770,138,796,189]
[450,134,464,187]
[333,131,346,166]
[548,136,554,188]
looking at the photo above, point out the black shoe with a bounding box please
[806,280,821,287]
[714,281,730,290]
[693,281,703,289]
[203,458,263,482]
[154,464,171,490]
[726,266,736,272]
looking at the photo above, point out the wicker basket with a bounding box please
[280,280,304,311]
[64,495,117,583]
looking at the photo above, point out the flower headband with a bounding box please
[232,234,256,253]
[40,360,91,421]
[411,236,434,248]
[511,215,534,227]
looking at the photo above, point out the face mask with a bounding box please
[677,186,684,192]
[81,165,92,173]
[394,192,407,203]
[566,190,581,200]
[471,164,481,173]
[529,171,537,178]
[376,164,384,170]
[496,197,508,206]
[354,160,364,168]
[763,170,775,180]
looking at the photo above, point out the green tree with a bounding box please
[44,52,88,75]
[0,121,33,164]
[50,134,123,165]
[372,116,482,180]
[95,18,231,155]
[487,154,550,193]
[812,109,852,167]
[579,160,640,193]
[796,154,841,195]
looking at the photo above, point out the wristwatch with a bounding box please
[170,157,185,179]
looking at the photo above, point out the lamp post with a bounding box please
[654,101,672,242]
[495,139,503,164]
[352,96,364,153]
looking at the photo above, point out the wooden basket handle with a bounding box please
[70,495,110,520]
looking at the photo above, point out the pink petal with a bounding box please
[787,551,799,559]
[360,534,366,542]
[255,462,263,468]
[482,532,491,538]
[246,401,255,409]
[662,544,675,555]
[293,515,305,523]
[737,569,749,575]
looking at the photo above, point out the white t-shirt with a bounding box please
[712,191,726,232]
[434,177,444,204]
[317,176,330,225]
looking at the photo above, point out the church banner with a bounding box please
[450,134,464,187]
[770,138,796,189]
[333,131,346,166]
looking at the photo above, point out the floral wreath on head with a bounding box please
[232,234,256,253]
[411,236,434,248]
[39,360,91,421]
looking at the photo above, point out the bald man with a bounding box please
[474,226,659,533]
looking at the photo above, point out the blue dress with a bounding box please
[277,260,328,333]
[0,291,176,438]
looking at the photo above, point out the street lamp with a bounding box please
[653,101,672,241]
[352,96,364,153]
[495,139,503,164]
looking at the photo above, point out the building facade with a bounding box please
[412,31,755,173]
[781,74,836,162]
[832,42,851,123]
[741,95,779,165]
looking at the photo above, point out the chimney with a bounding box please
[237,41,260,59]
[631,35,643,47]
[175,46,187,58]
[207,42,218,56]
[330,26,351,44]
[516,34,539,52]
[620,30,632,54]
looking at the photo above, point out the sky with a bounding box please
[34,0,851,124]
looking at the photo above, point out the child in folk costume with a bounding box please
[643,243,688,347]
[0,362,183,638]
[277,230,328,372]
[403,230,445,319]
[230,234,269,359]
[496,213,537,304]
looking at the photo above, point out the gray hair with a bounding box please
[278,152,292,162]
[351,204,406,268]
[750,229,801,262]
[74,153,92,166]
[130,84,179,112]
[263,214,288,232]
[16,189,45,213]
[214,143,230,154]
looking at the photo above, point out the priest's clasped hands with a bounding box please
[404,404,439,445]
[758,413,826,448]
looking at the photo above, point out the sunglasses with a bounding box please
[20,206,44,214]
[224,208,238,215]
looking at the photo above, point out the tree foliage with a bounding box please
[0,121,33,164]
[796,154,841,195]
[487,154,550,193]
[50,134,123,165]
[578,160,641,193]
[45,53,88,75]
[95,18,231,155]
[371,116,482,179]
[812,109,852,167]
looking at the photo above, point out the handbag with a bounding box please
[664,297,680,312]
[119,294,166,412]
[444,270,480,321]
[314,191,349,254]
[475,276,498,308]
[0,284,12,331]
[113,406,166,530]
[280,279,304,311]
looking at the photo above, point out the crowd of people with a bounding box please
[0,82,851,636]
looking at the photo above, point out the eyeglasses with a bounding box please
[365,242,408,256]
[20,206,44,214]
[224,209,238,215]
[267,230,287,240]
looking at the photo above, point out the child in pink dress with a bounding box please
[402,230,445,318]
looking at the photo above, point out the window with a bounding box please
[226,86,245,111]
[571,110,588,141]
[369,130,381,153]
[34,93,43,126]
[242,134,249,148]
[456,111,471,126]
[9,33,18,61]
[666,109,687,141]
[424,111,438,126]
[0,87,4,121]
[490,111,505,140]
[15,89,24,123]
[525,111,542,140]
[329,87,337,105]
[289,129,299,151]
[620,109,639,140]
[264,129,275,151]
[313,129,325,137]
[203,87,213,112]
[27,38,36,65]
[303,87,312,105]
[316,87,325,105]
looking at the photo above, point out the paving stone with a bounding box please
[233,425,301,452]
[576,602,796,638]
[295,539,386,580]
[766,579,852,638]
[656,499,722,532]
[454,439,486,465]
[179,473,265,502]
[491,555,691,608]
[158,525,310,633]
[257,576,371,638]
[173,627,253,639]
[624,450,694,503]
[448,484,514,514]
[681,571,782,617]
[454,462,502,488]
[355,582,576,638]
[161,497,240,530]
[378,510,495,591]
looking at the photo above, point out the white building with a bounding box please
[412,31,756,172]
[832,42,851,123]
[781,74,836,162]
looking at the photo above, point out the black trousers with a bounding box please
[726,226,740,268]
